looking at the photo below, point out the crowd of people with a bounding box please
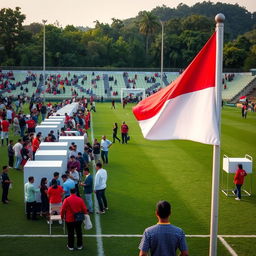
[0,95,131,250]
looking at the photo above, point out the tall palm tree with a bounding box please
[138,11,160,55]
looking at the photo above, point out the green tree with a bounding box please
[0,7,26,62]
[138,11,160,55]
[223,45,247,68]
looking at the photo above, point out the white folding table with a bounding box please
[221,154,253,196]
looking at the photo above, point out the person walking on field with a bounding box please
[94,162,108,214]
[1,117,10,146]
[139,201,188,256]
[111,100,115,109]
[121,121,129,144]
[7,140,15,168]
[61,188,88,251]
[1,166,13,204]
[112,123,120,143]
[13,139,23,170]
[234,164,247,200]
[100,135,112,164]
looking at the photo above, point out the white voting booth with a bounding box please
[49,115,65,120]
[221,154,253,196]
[59,136,84,153]
[39,142,68,151]
[41,121,62,130]
[35,125,59,138]
[55,103,78,116]
[64,130,80,136]
[35,150,68,168]
[43,118,64,126]
[24,160,66,202]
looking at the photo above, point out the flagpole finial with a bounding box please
[215,13,225,23]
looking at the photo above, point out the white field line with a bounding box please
[218,236,238,256]
[90,113,105,256]
[0,234,255,238]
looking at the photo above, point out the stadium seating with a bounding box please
[1,70,254,101]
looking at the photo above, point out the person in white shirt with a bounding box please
[100,135,112,164]
[6,108,13,123]
[13,139,23,169]
[94,162,108,214]
[69,167,80,196]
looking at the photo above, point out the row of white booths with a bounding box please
[24,102,85,202]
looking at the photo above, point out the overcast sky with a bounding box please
[1,0,255,28]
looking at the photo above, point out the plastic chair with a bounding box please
[49,204,65,235]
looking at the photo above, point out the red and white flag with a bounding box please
[133,32,220,145]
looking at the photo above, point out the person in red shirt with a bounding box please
[61,188,87,251]
[234,164,247,200]
[48,181,64,204]
[121,121,129,144]
[32,133,41,159]
[1,117,10,146]
[65,113,70,125]
[26,117,36,133]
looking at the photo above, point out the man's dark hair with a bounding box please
[2,165,7,170]
[70,188,76,194]
[84,167,90,172]
[156,201,171,219]
[61,174,67,179]
[96,162,102,168]
[28,176,34,182]
[53,172,59,177]
[238,164,243,169]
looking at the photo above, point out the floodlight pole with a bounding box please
[160,20,164,87]
[209,13,225,256]
[42,19,47,102]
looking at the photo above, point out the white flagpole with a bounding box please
[209,13,225,256]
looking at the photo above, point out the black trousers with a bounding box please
[8,155,14,167]
[2,183,9,202]
[26,201,37,219]
[96,188,108,212]
[122,133,128,144]
[113,133,120,143]
[66,221,83,248]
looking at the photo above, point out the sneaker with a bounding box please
[59,220,62,224]
[77,246,83,250]
[96,211,105,214]
[104,207,109,211]
[66,245,74,251]
[235,197,241,200]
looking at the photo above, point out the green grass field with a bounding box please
[0,103,255,256]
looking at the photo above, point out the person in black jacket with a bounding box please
[7,140,14,168]
[1,166,12,204]
[112,123,120,143]
[19,114,27,137]
[41,104,47,121]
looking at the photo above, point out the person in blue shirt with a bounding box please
[139,201,188,256]
[61,174,75,198]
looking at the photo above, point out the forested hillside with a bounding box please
[0,2,255,69]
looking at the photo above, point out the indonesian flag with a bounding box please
[133,32,220,145]
[239,96,247,102]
